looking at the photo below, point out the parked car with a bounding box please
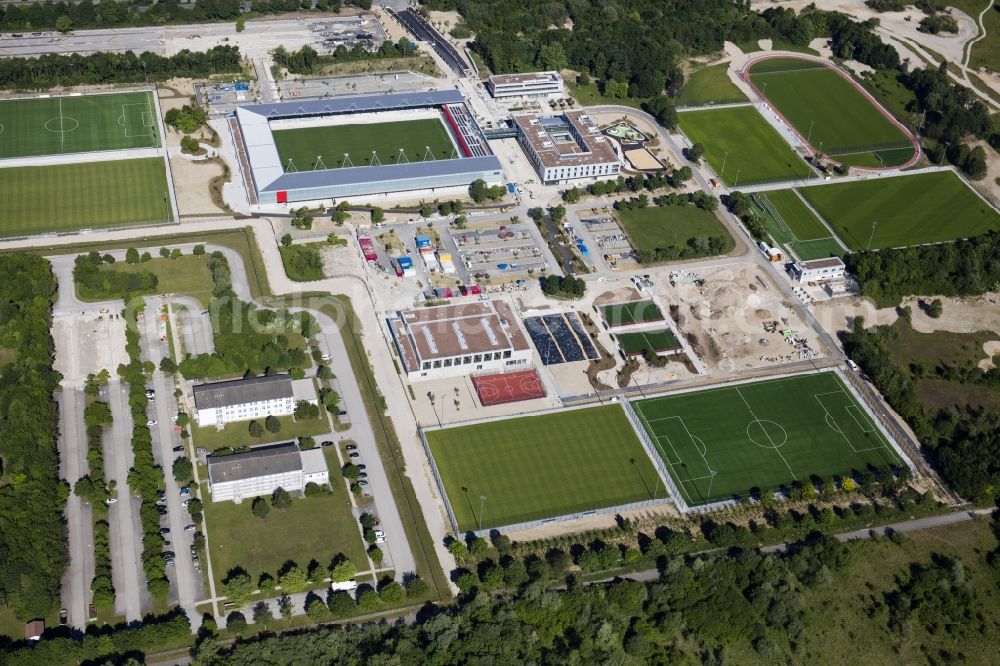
[181,499,191,508]
[159,528,170,535]
[173,446,184,453]
[357,472,367,479]
[349,451,360,459]
[180,487,191,496]
[356,464,366,470]
[146,419,157,426]
[105,497,118,504]
[345,444,358,451]
[164,559,175,567]
[321,440,334,448]
[184,524,196,532]
[59,609,68,625]
[358,479,368,486]
[338,410,348,416]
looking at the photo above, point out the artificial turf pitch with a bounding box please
[0,91,159,158]
[754,189,845,261]
[0,158,170,235]
[617,329,682,356]
[748,58,914,167]
[425,406,663,532]
[633,372,905,506]
[677,106,812,186]
[272,118,457,171]
[600,300,664,327]
[799,171,1000,250]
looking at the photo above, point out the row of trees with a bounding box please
[74,251,158,299]
[0,45,242,90]
[563,168,693,203]
[0,255,66,620]
[273,37,417,75]
[539,274,586,299]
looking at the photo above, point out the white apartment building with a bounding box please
[207,442,331,502]
[387,300,533,382]
[193,374,295,427]
[487,71,565,99]
[514,111,621,184]
[791,257,846,283]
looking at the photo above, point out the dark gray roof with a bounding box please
[239,89,465,119]
[193,374,293,410]
[262,155,502,192]
[207,443,301,484]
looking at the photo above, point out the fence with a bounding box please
[417,426,462,537]
[619,398,689,513]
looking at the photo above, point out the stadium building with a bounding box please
[387,300,532,381]
[487,71,565,99]
[230,89,503,206]
[514,111,621,184]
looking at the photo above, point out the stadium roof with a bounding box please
[235,89,501,196]
[239,89,466,118]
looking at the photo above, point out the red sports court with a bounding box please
[472,370,546,406]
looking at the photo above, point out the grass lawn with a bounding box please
[0,157,171,236]
[756,189,830,241]
[565,80,646,109]
[748,58,914,166]
[676,63,747,106]
[799,171,1000,249]
[201,472,368,590]
[787,237,846,261]
[677,106,811,186]
[426,405,662,532]
[279,243,325,282]
[77,254,215,306]
[194,414,330,452]
[859,69,920,130]
[617,329,682,355]
[600,299,664,327]
[633,372,905,505]
[0,91,159,158]
[617,204,734,255]
[272,118,456,171]
[736,39,819,56]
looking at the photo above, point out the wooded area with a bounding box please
[0,255,66,622]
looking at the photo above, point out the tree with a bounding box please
[252,496,270,519]
[469,537,488,556]
[265,415,281,433]
[172,457,193,485]
[358,588,380,611]
[249,420,263,440]
[55,15,73,33]
[223,570,254,605]
[258,573,276,595]
[328,591,355,617]
[405,576,429,598]
[672,166,693,186]
[236,17,246,32]
[469,179,489,203]
[160,247,171,258]
[378,581,405,604]
[926,298,943,318]
[180,135,200,153]
[125,247,140,264]
[193,244,206,256]
[252,601,273,625]
[330,557,356,583]
[371,207,384,223]
[272,487,292,510]
[281,234,293,247]
[306,597,333,623]
[563,187,582,203]
[278,594,293,620]
[687,143,705,162]
[643,96,678,129]
[278,565,307,593]
[188,498,203,524]
[368,545,384,568]
[447,539,467,562]
[159,356,177,374]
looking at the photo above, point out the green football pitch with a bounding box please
[0,91,160,159]
[617,329,682,356]
[799,171,1000,250]
[748,58,914,167]
[633,372,906,506]
[272,118,457,171]
[600,300,664,327]
[0,158,171,235]
[677,106,813,186]
[754,189,845,261]
[425,405,663,532]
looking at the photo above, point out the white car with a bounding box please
[146,419,157,426]
[374,529,386,543]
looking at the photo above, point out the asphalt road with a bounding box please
[140,296,204,626]
[57,387,94,630]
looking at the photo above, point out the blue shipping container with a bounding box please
[415,235,431,248]
[398,257,413,268]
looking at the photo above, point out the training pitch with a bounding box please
[0,91,160,159]
[633,372,906,506]
[425,406,663,532]
[754,189,844,261]
[0,158,170,235]
[748,58,914,168]
[600,300,664,327]
[799,171,1000,250]
[272,118,457,171]
[677,106,812,186]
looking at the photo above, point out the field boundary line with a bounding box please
[623,400,691,511]
[639,410,692,503]
[734,386,798,480]
[791,189,849,252]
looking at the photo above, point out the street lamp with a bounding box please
[867,220,879,250]
[478,495,487,530]
[806,120,815,146]
[720,151,729,181]
[733,167,741,189]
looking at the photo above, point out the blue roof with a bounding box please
[262,155,502,192]
[239,89,466,119]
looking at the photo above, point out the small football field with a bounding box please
[617,329,682,356]
[677,106,813,186]
[798,171,1000,250]
[0,91,160,158]
[272,118,457,171]
[600,300,664,327]
[633,372,906,506]
[753,189,845,260]
[0,157,171,235]
[425,405,663,532]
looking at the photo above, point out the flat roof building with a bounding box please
[514,111,621,184]
[792,257,846,283]
[207,442,330,502]
[387,300,532,381]
[193,374,295,427]
[487,71,564,99]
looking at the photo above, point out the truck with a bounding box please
[358,236,377,263]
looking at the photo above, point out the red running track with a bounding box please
[472,369,546,407]
[740,54,920,172]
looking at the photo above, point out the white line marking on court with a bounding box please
[734,386,797,480]
[814,390,897,463]
[636,405,694,505]
[59,96,64,153]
